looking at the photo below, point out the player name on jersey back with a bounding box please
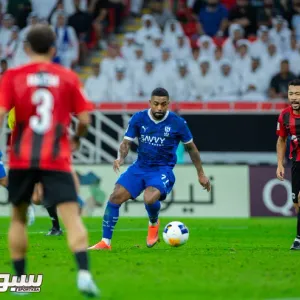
[0,62,89,171]
[27,73,59,87]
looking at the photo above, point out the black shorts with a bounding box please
[292,162,300,203]
[8,169,77,207]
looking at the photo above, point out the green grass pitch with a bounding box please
[0,217,299,300]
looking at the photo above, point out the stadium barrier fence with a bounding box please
[0,165,293,218]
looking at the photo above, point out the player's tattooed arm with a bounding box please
[118,139,131,162]
[184,142,205,175]
[114,139,131,173]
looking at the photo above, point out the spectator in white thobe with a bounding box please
[163,19,184,49]
[135,14,160,44]
[286,36,300,76]
[84,63,109,103]
[12,13,40,67]
[233,39,252,77]
[0,14,13,55]
[193,58,215,101]
[50,5,65,27]
[157,47,176,98]
[4,25,18,66]
[210,46,224,75]
[128,43,144,82]
[55,12,78,68]
[101,43,126,80]
[261,41,283,80]
[173,34,192,60]
[172,60,196,101]
[223,24,244,60]
[134,59,162,101]
[251,26,269,59]
[188,47,201,76]
[109,64,133,102]
[269,16,291,55]
[121,32,136,61]
[212,60,241,101]
[145,31,164,61]
[241,57,268,101]
[197,35,216,58]
[19,13,39,41]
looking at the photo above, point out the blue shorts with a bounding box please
[116,164,175,200]
[0,157,6,179]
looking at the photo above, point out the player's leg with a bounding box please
[32,182,62,235]
[7,169,37,277]
[41,170,99,296]
[144,169,175,248]
[58,202,98,296]
[71,169,85,213]
[88,165,144,250]
[88,184,132,250]
[144,187,162,248]
[290,162,300,250]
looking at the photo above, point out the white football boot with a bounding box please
[77,270,100,297]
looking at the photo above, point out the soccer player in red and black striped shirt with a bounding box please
[0,25,99,296]
[276,79,300,250]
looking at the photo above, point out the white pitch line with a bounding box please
[265,297,300,300]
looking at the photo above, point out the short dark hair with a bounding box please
[151,87,169,99]
[25,24,55,54]
[281,59,289,64]
[289,79,300,87]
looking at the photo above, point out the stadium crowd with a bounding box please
[85,0,300,102]
[0,0,128,70]
[0,0,300,102]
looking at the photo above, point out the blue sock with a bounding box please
[77,195,84,208]
[145,201,161,224]
[102,201,120,239]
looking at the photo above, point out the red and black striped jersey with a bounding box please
[277,106,300,161]
[0,62,89,171]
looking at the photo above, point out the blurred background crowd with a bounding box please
[0,0,299,102]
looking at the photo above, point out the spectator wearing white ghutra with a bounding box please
[109,64,133,102]
[55,12,78,68]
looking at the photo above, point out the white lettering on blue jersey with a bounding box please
[124,109,193,168]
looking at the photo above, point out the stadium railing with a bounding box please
[0,101,287,165]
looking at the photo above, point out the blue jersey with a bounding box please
[124,109,193,169]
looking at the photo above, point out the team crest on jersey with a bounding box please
[164,126,171,137]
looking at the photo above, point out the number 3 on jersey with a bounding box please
[29,88,54,134]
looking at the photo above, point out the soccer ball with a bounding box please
[163,221,189,247]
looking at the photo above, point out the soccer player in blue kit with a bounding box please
[0,151,7,187]
[89,88,211,250]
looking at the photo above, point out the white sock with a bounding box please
[102,238,111,245]
[78,270,91,280]
[149,221,158,226]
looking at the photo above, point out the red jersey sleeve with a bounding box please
[71,73,89,115]
[276,112,288,137]
[0,70,14,112]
